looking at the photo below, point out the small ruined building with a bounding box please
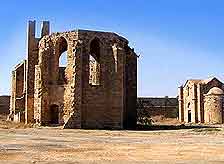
[9,20,137,129]
[178,77,224,124]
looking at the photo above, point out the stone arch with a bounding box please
[88,36,104,51]
[53,36,69,85]
[88,37,102,85]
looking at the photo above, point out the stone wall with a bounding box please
[34,28,137,129]
[9,60,26,122]
[124,47,137,128]
[0,96,10,114]
[137,97,178,119]
[204,94,223,124]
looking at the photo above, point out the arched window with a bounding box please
[57,37,68,85]
[187,86,190,96]
[187,102,190,108]
[59,51,67,67]
[89,38,100,85]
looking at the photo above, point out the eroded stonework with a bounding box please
[9,20,137,129]
[0,96,10,114]
[178,77,224,124]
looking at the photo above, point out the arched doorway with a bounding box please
[188,110,191,123]
[50,104,59,124]
[187,102,191,122]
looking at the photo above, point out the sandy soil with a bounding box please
[0,125,223,164]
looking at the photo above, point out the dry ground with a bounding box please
[0,116,224,164]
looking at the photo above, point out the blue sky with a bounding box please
[1,0,224,97]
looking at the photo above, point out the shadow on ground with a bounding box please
[136,124,222,131]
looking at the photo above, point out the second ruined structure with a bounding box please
[9,20,137,129]
[178,77,224,124]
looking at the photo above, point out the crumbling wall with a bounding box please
[25,21,50,123]
[0,96,10,114]
[12,21,137,129]
[9,61,26,122]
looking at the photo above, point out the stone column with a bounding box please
[112,43,126,129]
[41,21,50,37]
[192,84,197,123]
[197,83,202,123]
[178,86,184,122]
[33,65,41,125]
[63,41,83,128]
[36,37,53,125]
[8,71,16,121]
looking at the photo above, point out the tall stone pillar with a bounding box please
[41,21,50,37]
[9,71,16,120]
[192,84,197,123]
[178,86,184,122]
[25,20,50,124]
[33,65,41,125]
[112,43,126,129]
[63,41,83,128]
[197,83,202,123]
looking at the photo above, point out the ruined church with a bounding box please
[178,77,224,124]
[9,21,137,129]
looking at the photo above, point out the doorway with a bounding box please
[50,104,59,124]
[188,110,191,123]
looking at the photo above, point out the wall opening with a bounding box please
[187,102,190,108]
[188,110,191,122]
[50,104,59,124]
[57,37,68,85]
[187,102,191,122]
[187,86,190,96]
[59,51,67,67]
[89,38,100,85]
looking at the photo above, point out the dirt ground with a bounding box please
[0,116,224,164]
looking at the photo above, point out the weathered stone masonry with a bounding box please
[178,77,224,124]
[9,20,137,129]
[137,97,178,119]
[0,96,10,114]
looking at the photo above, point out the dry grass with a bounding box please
[151,115,180,125]
[0,114,32,129]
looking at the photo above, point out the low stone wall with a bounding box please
[0,96,10,114]
[137,97,178,119]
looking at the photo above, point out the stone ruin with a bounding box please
[179,77,224,124]
[9,20,137,129]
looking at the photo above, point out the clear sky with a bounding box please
[1,0,224,97]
